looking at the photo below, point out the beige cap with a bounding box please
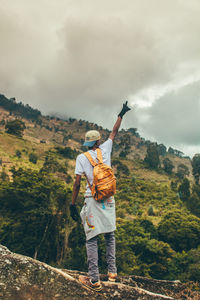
[83,130,101,146]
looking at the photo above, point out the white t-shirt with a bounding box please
[75,138,113,196]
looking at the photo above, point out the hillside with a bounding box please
[0,94,192,180]
[0,93,200,296]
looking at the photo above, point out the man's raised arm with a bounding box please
[109,101,131,141]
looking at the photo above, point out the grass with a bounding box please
[0,132,54,177]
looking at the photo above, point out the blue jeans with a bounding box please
[86,231,117,282]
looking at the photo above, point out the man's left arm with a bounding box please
[70,174,82,222]
[72,174,81,205]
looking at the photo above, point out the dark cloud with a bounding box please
[135,81,200,150]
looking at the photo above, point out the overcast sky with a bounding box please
[1,0,200,157]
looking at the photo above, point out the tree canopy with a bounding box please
[5,119,26,137]
[192,154,200,184]
[0,168,71,262]
[144,143,160,169]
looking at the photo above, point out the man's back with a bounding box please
[75,138,113,197]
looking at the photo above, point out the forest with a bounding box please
[0,147,200,284]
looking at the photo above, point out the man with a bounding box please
[70,101,131,292]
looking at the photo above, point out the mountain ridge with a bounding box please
[0,93,192,173]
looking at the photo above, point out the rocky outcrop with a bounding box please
[0,245,199,299]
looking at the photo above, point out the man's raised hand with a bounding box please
[118,101,131,118]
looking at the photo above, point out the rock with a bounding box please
[0,244,199,299]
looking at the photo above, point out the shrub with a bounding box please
[29,153,38,164]
[5,119,26,137]
[16,150,22,158]
[178,178,190,202]
[144,143,160,169]
[168,247,200,282]
[176,164,189,179]
[55,146,78,159]
[158,210,200,252]
[1,169,9,181]
[148,205,155,216]
[163,158,174,174]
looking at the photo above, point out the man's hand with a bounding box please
[70,204,80,222]
[118,101,131,118]
[109,101,131,141]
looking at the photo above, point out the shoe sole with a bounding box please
[108,273,117,282]
[108,278,116,282]
[79,278,102,293]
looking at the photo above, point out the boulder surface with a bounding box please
[0,245,199,299]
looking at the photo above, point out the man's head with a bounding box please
[83,130,101,147]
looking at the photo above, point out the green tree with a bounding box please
[144,143,160,169]
[148,205,155,216]
[116,219,173,278]
[158,210,200,252]
[186,247,200,282]
[65,223,87,271]
[119,150,128,158]
[40,153,67,174]
[168,147,184,157]
[0,168,71,263]
[0,168,9,181]
[168,147,175,155]
[192,154,200,184]
[56,146,78,159]
[168,246,200,282]
[5,119,26,137]
[178,178,190,202]
[0,94,41,120]
[0,119,5,126]
[112,159,130,177]
[118,134,131,158]
[29,152,38,164]
[163,158,174,174]
[186,184,200,217]
[176,164,189,179]
[157,144,167,156]
[16,150,22,158]
[170,180,178,192]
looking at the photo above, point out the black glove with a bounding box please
[118,101,131,118]
[70,204,80,222]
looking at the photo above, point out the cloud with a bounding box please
[0,0,200,155]
[135,80,200,152]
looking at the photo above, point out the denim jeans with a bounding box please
[86,231,117,282]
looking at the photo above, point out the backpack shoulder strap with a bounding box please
[84,152,97,167]
[96,148,103,163]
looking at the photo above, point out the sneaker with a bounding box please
[108,272,117,282]
[79,275,102,292]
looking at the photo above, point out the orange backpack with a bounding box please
[84,148,116,201]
